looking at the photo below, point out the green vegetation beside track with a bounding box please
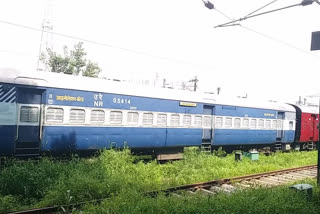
[0,149,317,213]
[83,179,320,214]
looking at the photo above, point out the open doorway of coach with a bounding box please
[15,87,45,157]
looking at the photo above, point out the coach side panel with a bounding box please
[212,106,295,146]
[40,88,204,153]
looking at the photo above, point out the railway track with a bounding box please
[6,164,317,214]
[155,164,317,196]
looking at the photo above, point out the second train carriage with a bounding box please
[0,68,298,157]
[291,105,319,150]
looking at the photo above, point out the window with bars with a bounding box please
[20,106,39,123]
[258,119,264,129]
[157,114,167,126]
[171,114,180,126]
[183,115,191,126]
[242,118,249,128]
[127,112,139,125]
[266,120,271,129]
[46,107,63,123]
[225,117,232,128]
[90,110,105,124]
[272,120,277,129]
[70,109,85,123]
[110,111,123,124]
[143,113,153,125]
[250,119,257,128]
[194,116,202,127]
[234,118,241,128]
[215,117,223,128]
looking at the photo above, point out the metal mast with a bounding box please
[36,0,54,71]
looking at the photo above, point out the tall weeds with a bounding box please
[0,149,317,212]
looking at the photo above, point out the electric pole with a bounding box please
[189,76,198,92]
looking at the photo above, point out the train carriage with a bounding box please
[291,105,319,150]
[210,98,296,151]
[0,68,297,158]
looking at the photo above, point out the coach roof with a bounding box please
[0,68,295,112]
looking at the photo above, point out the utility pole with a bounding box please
[189,76,198,92]
[162,78,166,88]
[311,31,320,185]
[217,87,221,95]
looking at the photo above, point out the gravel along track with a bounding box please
[158,165,317,196]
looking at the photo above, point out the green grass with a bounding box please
[0,149,317,213]
[82,179,320,214]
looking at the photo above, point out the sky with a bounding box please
[0,0,320,104]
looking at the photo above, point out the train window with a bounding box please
[46,107,64,123]
[266,120,271,129]
[127,112,139,125]
[215,117,223,128]
[194,116,202,127]
[250,119,256,128]
[258,119,264,129]
[272,120,277,129]
[183,115,192,126]
[289,121,294,130]
[90,110,105,124]
[20,106,39,123]
[171,114,180,126]
[203,116,211,128]
[143,113,153,125]
[286,112,295,120]
[234,118,241,128]
[157,114,167,126]
[242,118,249,128]
[225,117,232,128]
[70,109,85,123]
[110,111,123,124]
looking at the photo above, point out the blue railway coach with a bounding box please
[0,68,296,158]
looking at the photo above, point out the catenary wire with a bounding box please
[212,4,320,60]
[0,19,215,69]
[244,0,279,18]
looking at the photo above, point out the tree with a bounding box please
[70,42,87,75]
[41,42,101,78]
[83,61,101,78]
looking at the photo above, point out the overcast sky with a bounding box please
[0,0,320,103]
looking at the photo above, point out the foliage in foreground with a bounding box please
[0,149,317,212]
[83,179,320,214]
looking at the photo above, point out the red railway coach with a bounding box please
[291,105,319,150]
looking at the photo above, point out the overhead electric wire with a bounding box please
[243,0,279,18]
[215,2,302,28]
[211,4,320,60]
[0,19,214,69]
[240,25,320,60]
[0,49,36,57]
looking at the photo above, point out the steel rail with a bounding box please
[6,164,317,214]
[148,164,317,195]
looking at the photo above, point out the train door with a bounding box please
[15,88,44,156]
[202,105,215,151]
[276,112,284,140]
